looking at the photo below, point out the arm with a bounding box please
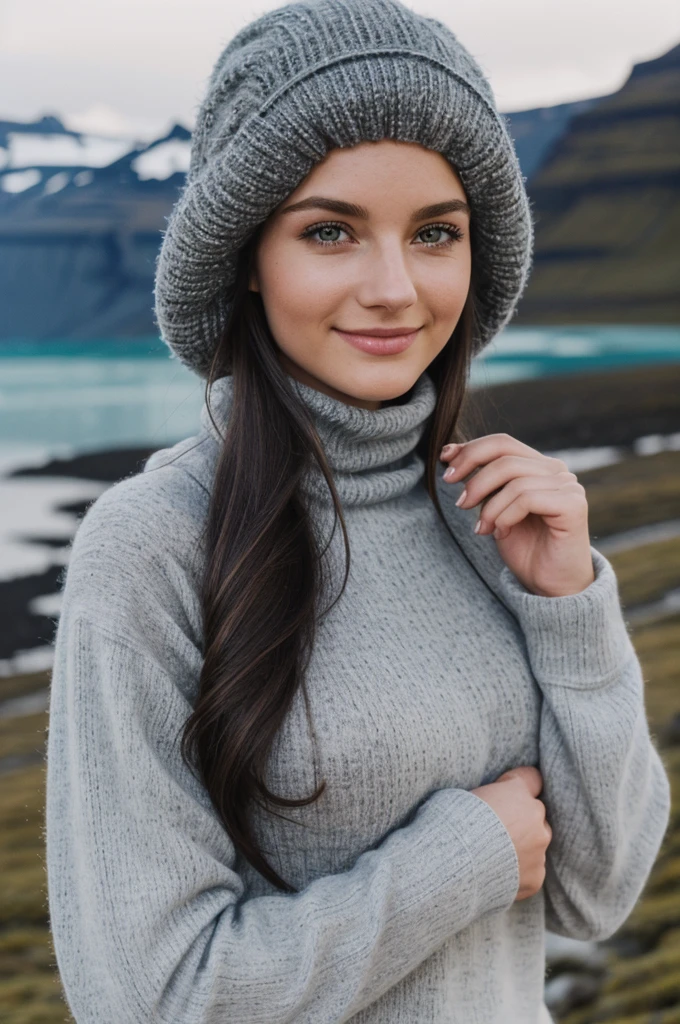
[498,545,672,941]
[45,480,521,1024]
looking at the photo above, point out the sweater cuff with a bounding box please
[430,787,520,917]
[498,545,634,689]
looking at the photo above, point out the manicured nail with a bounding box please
[443,466,457,481]
[455,488,467,506]
[474,519,482,534]
[441,443,461,457]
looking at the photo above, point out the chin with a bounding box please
[339,360,424,404]
[282,351,426,408]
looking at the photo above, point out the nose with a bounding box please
[355,239,418,312]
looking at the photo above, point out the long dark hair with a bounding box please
[179,222,485,892]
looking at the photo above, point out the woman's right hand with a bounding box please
[471,766,552,902]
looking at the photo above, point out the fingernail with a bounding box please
[441,443,461,457]
[474,520,482,534]
[455,488,467,506]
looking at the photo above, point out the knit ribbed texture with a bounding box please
[499,564,636,688]
[153,0,534,379]
[202,370,437,506]
[45,373,671,1023]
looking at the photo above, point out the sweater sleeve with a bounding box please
[46,607,521,1020]
[498,544,672,942]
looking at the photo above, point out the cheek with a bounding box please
[260,251,347,331]
[422,253,471,320]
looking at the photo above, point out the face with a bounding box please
[249,139,472,411]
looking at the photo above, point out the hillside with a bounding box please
[504,97,600,182]
[514,44,680,325]
[0,122,190,339]
[0,42,678,340]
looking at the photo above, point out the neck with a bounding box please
[200,369,438,507]
[276,354,383,411]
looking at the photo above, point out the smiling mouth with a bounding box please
[336,327,423,337]
[333,327,421,355]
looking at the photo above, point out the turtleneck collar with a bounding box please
[199,370,438,507]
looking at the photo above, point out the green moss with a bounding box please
[0,973,73,1023]
[0,711,48,763]
[578,450,680,543]
[564,1004,680,1024]
[632,615,680,726]
[609,537,680,609]
[1,440,680,1023]
[0,670,51,705]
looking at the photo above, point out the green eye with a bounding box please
[299,220,465,249]
[300,221,349,247]
[417,224,464,247]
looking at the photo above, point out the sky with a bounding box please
[2,0,679,140]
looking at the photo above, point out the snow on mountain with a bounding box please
[0,113,191,194]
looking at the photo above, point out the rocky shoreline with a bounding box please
[1,361,679,1021]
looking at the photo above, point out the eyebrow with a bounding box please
[279,196,471,220]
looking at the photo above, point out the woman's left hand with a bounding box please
[440,434,596,598]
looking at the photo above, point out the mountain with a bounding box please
[503,97,601,182]
[513,43,680,325]
[0,43,678,341]
[0,120,190,339]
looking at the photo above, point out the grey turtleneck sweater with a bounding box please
[45,369,671,1024]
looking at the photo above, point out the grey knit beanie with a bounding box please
[153,0,534,380]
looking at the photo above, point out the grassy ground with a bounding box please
[546,451,680,1022]
[1,450,679,1021]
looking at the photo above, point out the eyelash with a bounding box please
[299,220,465,249]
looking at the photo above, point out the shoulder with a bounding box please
[72,433,213,559]
[58,433,217,659]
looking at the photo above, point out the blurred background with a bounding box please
[1,1,679,1020]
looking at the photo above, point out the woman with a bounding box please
[45,1,671,1021]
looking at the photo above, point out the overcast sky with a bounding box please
[2,0,679,140]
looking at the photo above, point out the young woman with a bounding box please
[45,1,671,1022]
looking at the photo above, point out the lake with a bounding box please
[1,323,680,673]
[2,325,680,466]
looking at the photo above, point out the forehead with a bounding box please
[277,140,468,213]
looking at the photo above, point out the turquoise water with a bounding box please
[1,325,679,459]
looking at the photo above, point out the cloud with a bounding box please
[1,0,679,133]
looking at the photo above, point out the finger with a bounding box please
[472,474,577,536]
[489,483,588,538]
[451,458,572,509]
[500,766,543,797]
[440,432,558,471]
[439,442,464,463]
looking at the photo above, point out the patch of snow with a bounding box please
[543,445,626,472]
[0,476,108,581]
[0,689,50,718]
[6,131,133,169]
[132,138,190,180]
[28,592,63,618]
[44,171,70,194]
[0,646,54,679]
[634,432,680,455]
[1,168,41,193]
[597,519,680,556]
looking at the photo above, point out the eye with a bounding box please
[416,223,465,247]
[299,221,351,247]
[298,219,465,249]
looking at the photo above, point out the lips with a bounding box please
[338,327,422,337]
[333,327,421,356]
